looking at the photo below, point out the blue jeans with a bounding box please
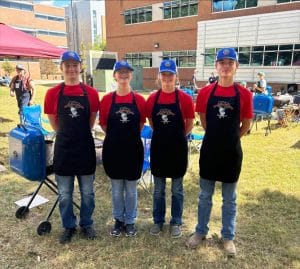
[195,178,237,240]
[56,174,95,229]
[111,179,137,225]
[153,177,184,225]
[16,92,30,123]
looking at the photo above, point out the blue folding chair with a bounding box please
[182,88,195,101]
[249,95,274,136]
[266,85,273,96]
[187,133,204,166]
[140,125,153,194]
[22,105,55,139]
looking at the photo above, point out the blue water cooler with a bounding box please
[9,125,46,181]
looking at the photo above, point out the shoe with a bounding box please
[110,220,124,237]
[170,225,182,238]
[125,223,137,237]
[221,238,236,257]
[149,223,163,235]
[81,226,96,240]
[186,233,206,249]
[59,228,76,244]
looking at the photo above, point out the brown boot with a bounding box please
[186,233,206,249]
[221,238,236,257]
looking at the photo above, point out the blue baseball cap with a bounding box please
[60,51,81,63]
[159,59,177,74]
[216,48,238,62]
[113,61,134,73]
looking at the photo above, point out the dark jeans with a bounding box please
[153,176,184,225]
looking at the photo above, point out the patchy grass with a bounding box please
[0,86,299,269]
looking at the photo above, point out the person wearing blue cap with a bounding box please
[146,59,195,238]
[44,50,100,243]
[99,60,146,237]
[186,48,253,256]
[9,64,35,123]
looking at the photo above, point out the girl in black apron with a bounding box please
[101,61,145,237]
[148,59,193,238]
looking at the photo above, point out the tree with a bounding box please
[39,59,57,79]
[91,35,106,51]
[2,61,14,75]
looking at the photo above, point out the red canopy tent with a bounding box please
[0,23,65,58]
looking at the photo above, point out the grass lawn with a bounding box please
[0,85,299,269]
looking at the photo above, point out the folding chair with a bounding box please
[187,133,204,166]
[249,95,274,136]
[139,125,153,194]
[22,105,55,139]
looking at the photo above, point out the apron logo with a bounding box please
[214,101,233,119]
[65,101,84,118]
[116,106,134,123]
[157,109,175,124]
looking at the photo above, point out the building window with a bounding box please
[212,0,257,12]
[277,0,300,3]
[124,6,152,25]
[204,44,300,66]
[0,0,33,11]
[37,30,67,37]
[125,53,152,67]
[35,13,65,22]
[92,10,97,42]
[163,0,198,19]
[163,50,196,67]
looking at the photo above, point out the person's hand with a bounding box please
[29,99,35,105]
[10,90,15,97]
[253,84,257,89]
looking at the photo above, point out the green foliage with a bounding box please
[1,61,14,75]
[39,59,57,79]
[91,35,106,51]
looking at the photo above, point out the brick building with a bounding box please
[105,0,300,91]
[0,0,67,79]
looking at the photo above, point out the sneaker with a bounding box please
[59,228,76,244]
[149,223,163,235]
[221,238,236,257]
[186,233,206,249]
[170,225,182,238]
[110,220,124,237]
[81,226,96,240]
[125,223,137,237]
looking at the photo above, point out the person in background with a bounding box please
[192,69,199,92]
[146,59,194,238]
[186,48,253,257]
[208,72,218,84]
[44,51,100,244]
[9,64,35,123]
[253,71,267,94]
[100,60,146,237]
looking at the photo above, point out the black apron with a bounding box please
[102,92,144,180]
[150,89,188,178]
[200,83,242,183]
[53,83,96,176]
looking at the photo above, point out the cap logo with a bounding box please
[223,49,230,56]
[120,61,127,66]
[68,52,76,57]
[164,61,171,67]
